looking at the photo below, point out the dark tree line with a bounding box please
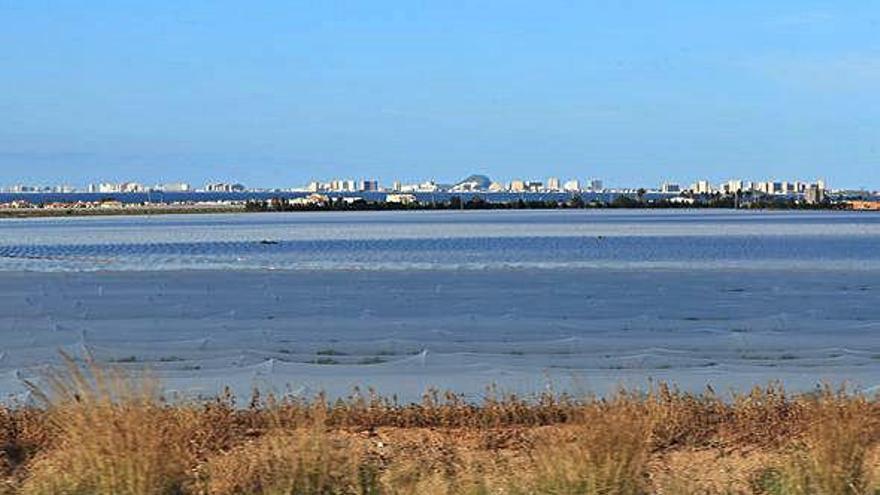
[245,193,840,213]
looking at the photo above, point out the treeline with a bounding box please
[245,194,841,212]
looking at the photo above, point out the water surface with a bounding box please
[0,210,877,402]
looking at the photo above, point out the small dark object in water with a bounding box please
[259,240,280,245]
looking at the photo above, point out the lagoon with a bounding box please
[1,210,878,402]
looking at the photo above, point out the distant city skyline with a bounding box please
[2,1,879,189]
[1,174,840,196]
[0,170,849,192]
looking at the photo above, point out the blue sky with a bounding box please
[1,1,878,189]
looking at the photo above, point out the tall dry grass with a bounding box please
[0,357,876,494]
[196,401,381,495]
[19,353,194,495]
[516,394,651,495]
[756,390,878,495]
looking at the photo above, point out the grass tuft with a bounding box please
[770,388,876,495]
[20,352,192,495]
[522,394,651,494]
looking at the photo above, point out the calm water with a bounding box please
[0,210,878,402]
[2,209,880,272]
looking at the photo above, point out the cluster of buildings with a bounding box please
[0,199,131,210]
[300,176,835,200]
[1,182,242,194]
[492,178,605,193]
[301,176,605,194]
[659,178,827,196]
[659,178,829,204]
[85,182,187,193]
[4,175,880,207]
[1,184,78,193]
[305,179,379,193]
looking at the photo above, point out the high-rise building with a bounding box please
[692,180,712,194]
[509,180,525,192]
[204,182,245,192]
[758,181,782,195]
[589,179,603,192]
[329,179,356,192]
[805,184,825,204]
[416,181,439,192]
[159,183,191,192]
[563,180,581,192]
[725,180,744,193]
[8,185,36,193]
[661,183,681,193]
[771,182,783,194]
[546,177,560,191]
[359,180,379,192]
[100,183,122,193]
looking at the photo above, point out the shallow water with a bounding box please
[0,210,878,402]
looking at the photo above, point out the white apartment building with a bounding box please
[692,180,713,194]
[563,180,581,192]
[509,180,526,192]
[488,182,506,192]
[359,180,379,192]
[661,183,681,193]
[723,180,745,193]
[158,183,191,192]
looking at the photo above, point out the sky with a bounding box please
[1,1,878,189]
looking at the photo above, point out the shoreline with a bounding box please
[0,204,246,218]
[0,203,864,219]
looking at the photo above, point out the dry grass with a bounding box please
[756,391,878,495]
[18,354,194,495]
[0,358,876,494]
[520,396,652,494]
[197,426,377,495]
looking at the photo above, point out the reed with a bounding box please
[520,396,652,494]
[764,390,877,495]
[0,358,875,494]
[19,353,194,495]
[197,426,378,495]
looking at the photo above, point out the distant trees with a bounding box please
[567,195,585,208]
[611,195,640,208]
[244,193,842,213]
